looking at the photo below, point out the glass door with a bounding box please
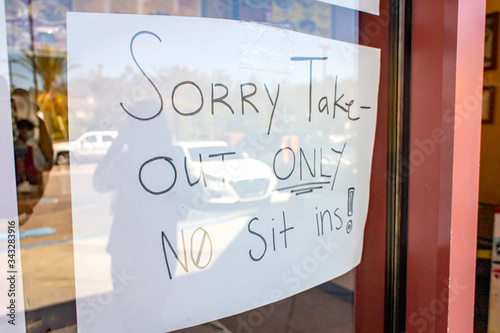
[1,0,398,332]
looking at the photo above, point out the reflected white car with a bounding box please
[175,141,276,204]
[53,131,117,165]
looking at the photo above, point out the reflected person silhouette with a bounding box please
[11,89,53,224]
[91,99,188,332]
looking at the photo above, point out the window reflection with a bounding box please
[5,0,361,331]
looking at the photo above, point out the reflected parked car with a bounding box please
[174,141,276,204]
[53,131,117,165]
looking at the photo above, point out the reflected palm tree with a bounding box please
[18,45,68,140]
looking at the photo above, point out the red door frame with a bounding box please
[407,0,485,332]
[356,0,485,332]
[355,0,391,330]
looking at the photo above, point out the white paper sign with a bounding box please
[319,0,379,15]
[67,13,380,332]
[0,0,27,331]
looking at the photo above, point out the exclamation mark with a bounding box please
[347,187,355,217]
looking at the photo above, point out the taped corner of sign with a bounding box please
[239,21,293,75]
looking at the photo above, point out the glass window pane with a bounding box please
[2,0,389,331]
